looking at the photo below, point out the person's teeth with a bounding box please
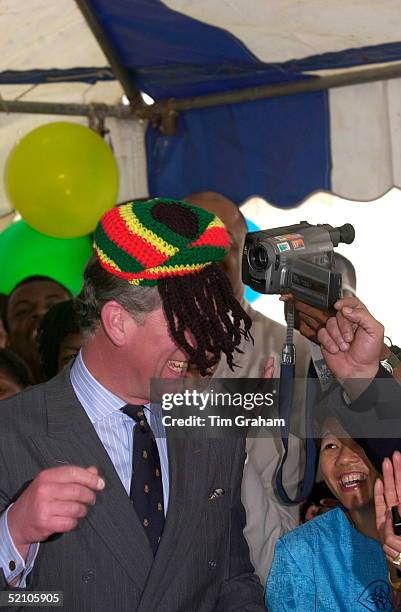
[340,473,367,487]
[168,360,188,372]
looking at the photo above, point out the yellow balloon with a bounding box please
[5,122,119,238]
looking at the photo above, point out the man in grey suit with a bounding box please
[0,199,265,611]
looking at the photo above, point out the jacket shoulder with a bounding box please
[0,370,70,433]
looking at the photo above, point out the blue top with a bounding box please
[265,507,393,612]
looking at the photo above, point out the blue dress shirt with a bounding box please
[0,351,169,586]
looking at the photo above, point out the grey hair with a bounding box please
[74,256,161,334]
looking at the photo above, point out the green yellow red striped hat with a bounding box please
[93,198,231,286]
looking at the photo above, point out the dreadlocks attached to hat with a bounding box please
[93,198,253,376]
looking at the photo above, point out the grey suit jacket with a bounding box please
[0,368,265,611]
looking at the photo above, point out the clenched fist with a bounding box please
[7,465,105,560]
[316,297,383,381]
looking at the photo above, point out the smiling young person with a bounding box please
[0,199,264,611]
[4,276,71,382]
[38,300,85,380]
[265,415,394,611]
[319,417,379,539]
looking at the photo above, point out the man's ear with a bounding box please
[100,300,133,346]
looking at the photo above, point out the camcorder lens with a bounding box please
[248,244,269,270]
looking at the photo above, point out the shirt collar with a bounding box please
[70,351,159,424]
[70,351,124,424]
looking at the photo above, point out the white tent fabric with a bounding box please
[330,78,401,200]
[0,0,149,215]
[1,0,109,72]
[165,0,401,62]
[106,117,149,201]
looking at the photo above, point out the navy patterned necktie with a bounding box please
[121,404,165,555]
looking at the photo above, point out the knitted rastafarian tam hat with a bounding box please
[93,198,231,285]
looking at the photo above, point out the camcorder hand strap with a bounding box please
[275,305,317,505]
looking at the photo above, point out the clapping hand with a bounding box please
[374,452,401,565]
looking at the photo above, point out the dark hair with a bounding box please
[38,300,82,380]
[11,275,71,295]
[390,344,401,360]
[3,276,72,332]
[314,387,385,475]
[299,481,336,522]
[0,348,32,389]
[0,294,7,328]
[75,257,161,333]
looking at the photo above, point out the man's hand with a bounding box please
[316,297,383,382]
[280,295,340,345]
[263,357,275,378]
[7,465,105,560]
[374,453,401,564]
[283,295,387,374]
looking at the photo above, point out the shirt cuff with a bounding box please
[0,505,39,587]
[350,365,398,413]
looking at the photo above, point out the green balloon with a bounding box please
[0,220,93,295]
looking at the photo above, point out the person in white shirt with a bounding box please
[185,191,311,580]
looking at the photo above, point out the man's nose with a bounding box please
[31,302,48,320]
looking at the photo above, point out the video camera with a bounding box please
[242,222,355,310]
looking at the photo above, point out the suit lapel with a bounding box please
[31,369,153,592]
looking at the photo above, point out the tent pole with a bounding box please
[0,100,132,118]
[1,62,401,132]
[139,61,401,134]
[143,61,401,118]
[75,0,142,105]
